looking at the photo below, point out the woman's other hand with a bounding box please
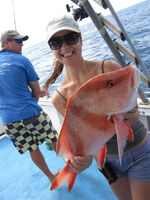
[65,155,93,174]
[40,90,49,97]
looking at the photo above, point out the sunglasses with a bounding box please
[48,32,81,50]
[15,39,23,44]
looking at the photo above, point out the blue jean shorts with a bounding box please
[105,135,150,181]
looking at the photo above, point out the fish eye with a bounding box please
[106,80,116,87]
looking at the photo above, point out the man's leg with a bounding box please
[30,147,58,183]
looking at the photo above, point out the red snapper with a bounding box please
[51,65,141,191]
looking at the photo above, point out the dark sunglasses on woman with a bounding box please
[48,32,81,50]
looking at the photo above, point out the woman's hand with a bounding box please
[123,104,139,127]
[65,155,93,174]
[40,90,49,97]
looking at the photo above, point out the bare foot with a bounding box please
[49,171,59,183]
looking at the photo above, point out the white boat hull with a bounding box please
[1,97,150,138]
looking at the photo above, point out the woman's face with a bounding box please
[50,30,82,65]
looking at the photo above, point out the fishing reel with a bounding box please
[66,0,88,21]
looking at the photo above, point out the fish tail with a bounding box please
[50,164,77,191]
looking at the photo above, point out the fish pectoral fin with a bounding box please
[94,145,107,170]
[112,115,134,164]
[50,164,77,191]
[123,120,134,141]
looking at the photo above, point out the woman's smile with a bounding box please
[61,50,74,58]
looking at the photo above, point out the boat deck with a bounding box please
[0,136,117,200]
[0,99,117,199]
[0,97,150,199]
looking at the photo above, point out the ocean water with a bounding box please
[23,0,150,95]
[1,1,150,200]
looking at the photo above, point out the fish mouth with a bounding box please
[100,104,124,116]
[107,114,114,124]
[107,103,136,116]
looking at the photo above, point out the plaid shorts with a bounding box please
[5,110,58,154]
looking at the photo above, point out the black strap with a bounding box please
[99,162,117,185]
[101,60,106,73]
[56,89,67,102]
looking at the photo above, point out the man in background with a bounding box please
[0,30,58,184]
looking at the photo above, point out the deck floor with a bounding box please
[0,137,117,200]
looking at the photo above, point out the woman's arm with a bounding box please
[52,91,66,116]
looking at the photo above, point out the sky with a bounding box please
[0,0,145,47]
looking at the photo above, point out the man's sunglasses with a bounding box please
[48,32,81,50]
[8,39,23,44]
[15,39,23,44]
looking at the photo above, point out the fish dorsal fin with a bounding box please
[112,115,134,164]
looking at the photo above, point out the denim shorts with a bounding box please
[105,135,150,181]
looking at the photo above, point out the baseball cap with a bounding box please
[46,15,80,42]
[1,30,29,45]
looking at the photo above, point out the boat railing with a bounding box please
[68,0,150,105]
[67,0,150,131]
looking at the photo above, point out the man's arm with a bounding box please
[28,81,41,102]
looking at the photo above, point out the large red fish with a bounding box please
[51,65,141,191]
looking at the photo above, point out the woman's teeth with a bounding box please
[62,51,74,57]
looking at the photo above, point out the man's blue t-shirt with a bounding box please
[0,50,42,125]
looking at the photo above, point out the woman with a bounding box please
[44,15,150,200]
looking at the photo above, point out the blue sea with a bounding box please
[1,1,150,200]
[23,0,150,95]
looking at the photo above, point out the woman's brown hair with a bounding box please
[44,59,64,90]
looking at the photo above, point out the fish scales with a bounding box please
[51,66,141,191]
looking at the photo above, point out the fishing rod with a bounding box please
[66,0,88,21]
[12,0,17,30]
